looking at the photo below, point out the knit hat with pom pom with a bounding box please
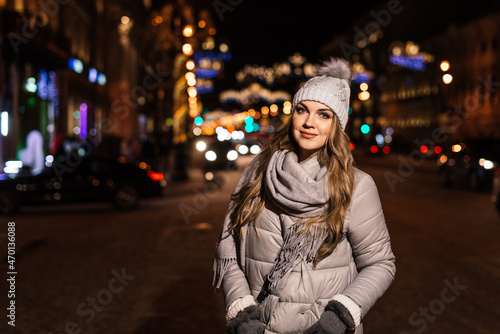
[292,57,352,130]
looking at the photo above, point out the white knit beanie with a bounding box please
[292,58,351,130]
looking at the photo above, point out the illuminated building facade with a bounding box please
[0,0,152,168]
[320,2,500,153]
[426,11,500,142]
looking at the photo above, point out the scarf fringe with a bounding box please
[213,257,237,289]
[267,223,327,293]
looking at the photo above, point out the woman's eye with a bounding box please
[296,107,306,114]
[320,112,331,119]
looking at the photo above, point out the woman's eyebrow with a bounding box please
[315,107,334,115]
[297,103,333,113]
[297,102,309,110]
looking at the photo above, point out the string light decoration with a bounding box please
[235,53,316,85]
[220,82,291,104]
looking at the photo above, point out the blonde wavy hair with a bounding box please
[228,109,356,264]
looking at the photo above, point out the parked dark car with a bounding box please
[438,140,500,191]
[0,154,166,214]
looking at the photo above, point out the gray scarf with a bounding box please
[266,149,329,218]
[214,150,329,296]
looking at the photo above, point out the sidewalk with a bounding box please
[163,166,206,198]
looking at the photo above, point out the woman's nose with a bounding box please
[303,115,315,128]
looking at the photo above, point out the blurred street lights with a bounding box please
[150,0,226,180]
[442,73,453,85]
[441,60,453,84]
[440,60,450,72]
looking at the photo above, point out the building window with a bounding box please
[478,74,486,104]
[14,0,23,11]
[26,0,36,13]
[480,41,487,52]
[491,71,498,102]
[492,38,498,50]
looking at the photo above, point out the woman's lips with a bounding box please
[300,131,317,139]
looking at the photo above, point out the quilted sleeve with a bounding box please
[340,171,396,319]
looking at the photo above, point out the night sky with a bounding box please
[151,0,384,83]
[184,0,385,107]
[152,0,500,108]
[213,0,382,64]
[206,0,384,88]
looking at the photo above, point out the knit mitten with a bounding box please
[303,311,346,334]
[225,305,265,334]
[303,300,355,334]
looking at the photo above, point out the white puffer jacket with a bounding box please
[219,156,396,334]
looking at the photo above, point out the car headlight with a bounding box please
[250,145,260,155]
[237,144,249,155]
[480,158,496,170]
[196,141,207,152]
[205,150,217,161]
[227,150,238,161]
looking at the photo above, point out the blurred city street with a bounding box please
[1,0,500,333]
[1,154,499,334]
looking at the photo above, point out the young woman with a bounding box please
[214,58,396,334]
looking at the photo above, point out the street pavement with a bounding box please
[0,152,499,334]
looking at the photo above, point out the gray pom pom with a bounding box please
[317,58,351,82]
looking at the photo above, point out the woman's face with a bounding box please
[292,100,334,162]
